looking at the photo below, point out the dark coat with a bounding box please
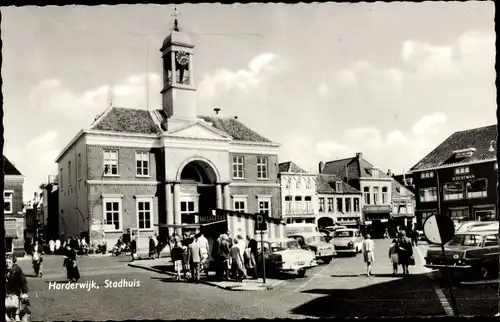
[6,264,28,295]
[248,239,258,257]
[397,237,413,265]
[130,239,137,252]
[219,240,231,260]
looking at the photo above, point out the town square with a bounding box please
[2,2,497,320]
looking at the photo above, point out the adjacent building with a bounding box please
[279,161,317,225]
[320,153,397,238]
[391,178,416,231]
[408,124,497,229]
[41,175,60,241]
[55,22,281,250]
[4,157,25,256]
[316,174,363,229]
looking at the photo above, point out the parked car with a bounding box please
[455,221,498,233]
[319,230,334,242]
[329,228,364,256]
[424,230,499,280]
[257,238,317,277]
[287,232,336,263]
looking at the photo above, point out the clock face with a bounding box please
[176,51,189,66]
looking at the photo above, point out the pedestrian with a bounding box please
[154,233,162,258]
[148,236,156,260]
[230,237,247,282]
[55,238,61,254]
[389,239,399,275]
[362,234,375,277]
[197,231,210,277]
[171,240,184,281]
[5,254,29,322]
[245,235,258,279]
[411,229,419,246]
[130,235,137,261]
[219,234,231,281]
[48,239,55,254]
[383,228,390,239]
[397,231,414,275]
[67,245,80,282]
[188,235,202,283]
[212,235,222,280]
[181,243,190,280]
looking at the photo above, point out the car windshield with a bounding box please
[446,234,482,247]
[306,236,326,244]
[334,231,354,238]
[270,240,301,252]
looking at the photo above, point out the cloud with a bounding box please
[197,53,285,100]
[29,73,163,121]
[313,112,449,173]
[6,131,61,202]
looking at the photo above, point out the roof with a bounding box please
[391,179,414,199]
[91,107,161,134]
[321,154,391,180]
[196,115,273,143]
[316,174,361,194]
[279,161,307,174]
[409,124,497,171]
[4,157,22,175]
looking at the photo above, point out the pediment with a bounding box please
[166,121,232,140]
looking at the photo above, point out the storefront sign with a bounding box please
[452,174,475,181]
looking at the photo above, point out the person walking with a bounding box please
[197,231,210,277]
[188,235,202,283]
[362,234,375,277]
[5,254,29,322]
[245,235,258,279]
[389,239,399,275]
[130,235,137,261]
[230,237,247,282]
[383,228,390,239]
[397,231,414,275]
[148,236,156,260]
[171,240,184,281]
[410,229,419,246]
[48,239,55,254]
[219,234,231,281]
[154,234,162,258]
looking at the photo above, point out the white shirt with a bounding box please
[237,239,247,258]
[55,240,61,249]
[362,239,375,253]
[198,236,209,255]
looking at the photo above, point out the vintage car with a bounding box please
[287,232,336,263]
[424,230,499,280]
[455,221,498,233]
[257,238,318,277]
[329,228,364,256]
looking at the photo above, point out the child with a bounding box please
[171,241,183,281]
[389,239,399,275]
[181,244,190,280]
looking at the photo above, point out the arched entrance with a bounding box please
[317,217,334,229]
[176,159,219,233]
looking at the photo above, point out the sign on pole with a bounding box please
[255,213,267,284]
[255,213,268,232]
[423,214,455,245]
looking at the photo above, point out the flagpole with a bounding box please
[146,45,149,111]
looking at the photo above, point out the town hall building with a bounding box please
[55,20,282,250]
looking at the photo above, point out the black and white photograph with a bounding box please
[1,2,497,320]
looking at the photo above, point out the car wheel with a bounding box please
[323,256,333,264]
[298,269,306,278]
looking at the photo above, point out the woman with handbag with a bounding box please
[397,231,414,275]
[6,254,29,322]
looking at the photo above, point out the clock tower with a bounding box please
[160,12,197,124]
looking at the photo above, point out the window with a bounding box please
[327,198,334,212]
[103,150,119,175]
[336,182,342,191]
[483,235,498,247]
[137,199,152,230]
[296,179,301,189]
[77,153,81,179]
[257,157,268,180]
[4,191,13,214]
[136,152,150,177]
[258,198,271,216]
[285,196,292,213]
[466,179,487,198]
[305,196,312,213]
[68,161,71,186]
[421,211,436,224]
[294,196,302,213]
[354,198,360,212]
[345,198,351,212]
[372,187,379,205]
[421,171,435,179]
[104,200,121,230]
[59,168,63,188]
[419,187,437,202]
[337,198,343,213]
[450,208,470,221]
[363,187,370,204]
[232,156,244,179]
[382,187,388,204]
[443,182,464,200]
[455,166,470,175]
[306,179,312,189]
[319,197,325,212]
[407,203,413,214]
[181,201,196,224]
[233,197,247,213]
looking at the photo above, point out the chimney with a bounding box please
[234,116,238,120]
[356,152,362,159]
[344,165,348,182]
[387,169,392,176]
[319,161,324,173]
[214,108,221,115]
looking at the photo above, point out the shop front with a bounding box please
[5,216,25,257]
[473,204,496,222]
[362,205,392,239]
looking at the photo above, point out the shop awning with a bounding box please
[363,205,392,214]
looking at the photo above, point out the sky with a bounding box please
[2,2,496,202]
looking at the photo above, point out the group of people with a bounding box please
[361,230,415,277]
[383,226,420,246]
[170,231,210,282]
[25,236,89,256]
[148,234,163,260]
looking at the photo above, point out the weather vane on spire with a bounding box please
[171,6,180,31]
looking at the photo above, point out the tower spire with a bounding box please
[172,6,180,31]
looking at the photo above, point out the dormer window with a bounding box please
[336,182,342,192]
[421,171,434,179]
[455,166,470,175]
[453,148,476,159]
